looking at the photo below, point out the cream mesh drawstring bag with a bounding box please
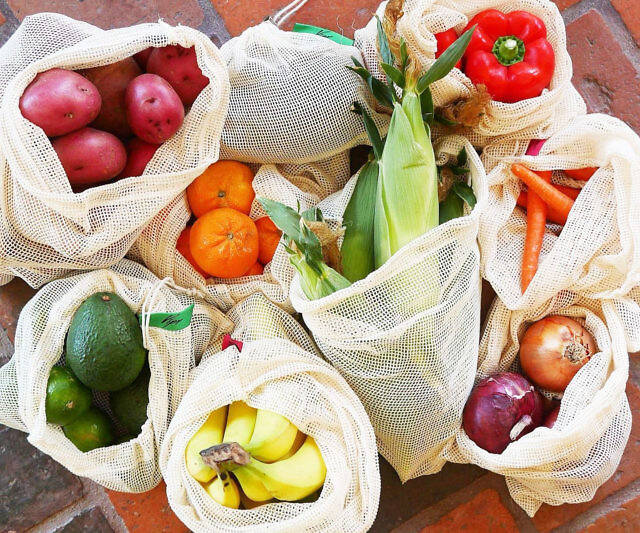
[0,259,233,492]
[445,292,631,516]
[0,13,229,287]
[354,0,585,148]
[219,18,389,165]
[478,114,640,319]
[289,136,487,481]
[160,293,381,533]
[129,154,351,312]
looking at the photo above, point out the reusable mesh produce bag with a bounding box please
[0,259,233,492]
[0,13,229,287]
[290,136,487,481]
[219,19,388,165]
[160,293,381,533]
[445,292,631,516]
[354,0,585,148]
[129,155,351,312]
[478,114,640,317]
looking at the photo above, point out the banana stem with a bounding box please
[200,442,251,473]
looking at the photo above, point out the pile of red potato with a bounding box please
[19,44,209,190]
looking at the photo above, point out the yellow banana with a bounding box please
[279,430,306,460]
[246,409,298,462]
[223,401,257,447]
[185,406,227,483]
[240,491,272,509]
[240,436,326,501]
[205,471,240,509]
[232,468,272,502]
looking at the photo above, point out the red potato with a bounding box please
[125,73,184,144]
[133,48,153,70]
[119,137,158,178]
[19,68,101,137]
[80,58,142,138]
[53,127,126,187]
[146,45,209,105]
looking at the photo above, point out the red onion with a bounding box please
[463,372,544,454]
[543,406,560,428]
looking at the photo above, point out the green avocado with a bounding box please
[110,363,150,436]
[65,292,146,392]
[45,366,92,425]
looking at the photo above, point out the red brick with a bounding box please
[612,0,640,46]
[107,482,187,533]
[420,489,518,532]
[580,492,640,532]
[210,0,379,38]
[533,383,640,531]
[553,0,581,9]
[8,0,203,30]
[0,278,35,343]
[0,12,6,26]
[566,9,640,134]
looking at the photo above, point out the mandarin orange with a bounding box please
[187,160,255,217]
[190,208,259,278]
[255,216,282,265]
[176,226,208,277]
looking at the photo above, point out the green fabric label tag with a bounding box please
[139,304,194,331]
[292,23,354,46]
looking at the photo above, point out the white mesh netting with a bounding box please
[219,20,388,164]
[478,114,640,321]
[354,0,586,148]
[0,259,233,492]
[289,136,487,481]
[445,292,631,516]
[0,13,229,288]
[160,293,381,533]
[129,154,352,312]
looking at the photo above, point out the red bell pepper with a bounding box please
[461,9,555,103]
[435,29,462,69]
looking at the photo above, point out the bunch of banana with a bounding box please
[185,401,326,509]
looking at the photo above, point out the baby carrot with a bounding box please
[521,170,550,293]
[511,164,575,220]
[517,191,569,225]
[565,167,597,181]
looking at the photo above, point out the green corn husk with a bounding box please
[341,158,379,282]
[374,91,438,268]
[259,198,351,300]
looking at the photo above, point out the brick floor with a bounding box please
[0,0,639,532]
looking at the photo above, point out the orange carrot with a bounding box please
[511,164,575,220]
[521,170,551,293]
[517,191,569,225]
[554,184,580,200]
[565,167,597,181]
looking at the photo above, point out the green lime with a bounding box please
[63,407,114,452]
[110,364,150,436]
[45,366,92,425]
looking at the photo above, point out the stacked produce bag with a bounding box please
[0,0,638,527]
[0,13,229,287]
[160,294,381,532]
[0,259,232,491]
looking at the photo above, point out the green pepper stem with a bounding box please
[492,35,525,66]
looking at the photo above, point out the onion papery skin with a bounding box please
[520,316,596,393]
[463,372,544,454]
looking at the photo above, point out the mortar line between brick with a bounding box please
[554,477,640,532]
[197,0,231,45]
[28,478,127,533]
[561,0,640,69]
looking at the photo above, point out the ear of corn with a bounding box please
[374,91,439,267]
[259,198,351,300]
